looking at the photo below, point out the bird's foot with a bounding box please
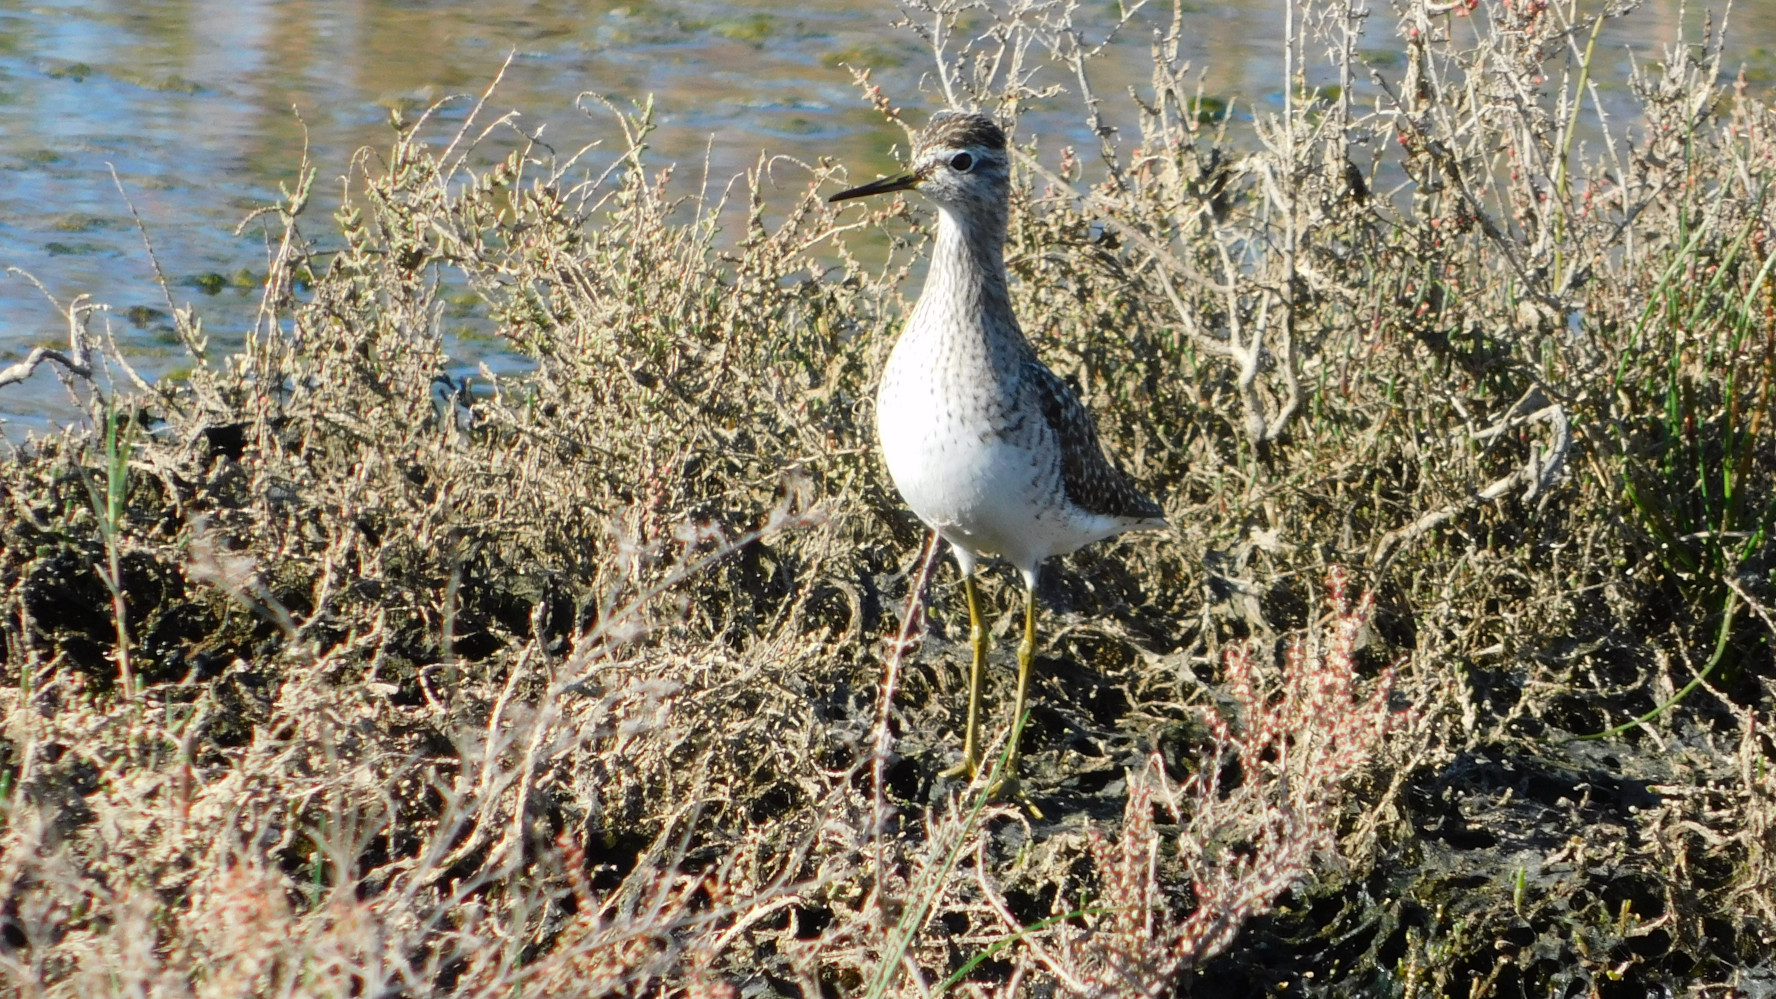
[939,756,980,781]
[983,771,1018,800]
[983,772,1043,819]
[941,755,1043,817]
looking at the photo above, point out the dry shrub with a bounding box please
[1003,569,1400,996]
[0,84,887,995]
[1,0,1774,995]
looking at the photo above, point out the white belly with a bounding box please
[875,359,1125,577]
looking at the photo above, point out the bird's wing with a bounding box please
[1024,361,1165,522]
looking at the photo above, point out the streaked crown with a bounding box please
[914,111,1007,159]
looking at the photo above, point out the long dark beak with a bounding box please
[828,170,920,203]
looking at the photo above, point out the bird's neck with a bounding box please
[911,204,1016,347]
[928,203,1008,297]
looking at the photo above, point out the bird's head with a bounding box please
[828,110,1010,214]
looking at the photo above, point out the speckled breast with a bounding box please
[874,331,1065,567]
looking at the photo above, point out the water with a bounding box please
[1,0,1771,435]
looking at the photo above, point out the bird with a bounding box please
[828,110,1166,798]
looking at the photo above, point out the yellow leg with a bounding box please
[986,586,1038,806]
[940,574,987,780]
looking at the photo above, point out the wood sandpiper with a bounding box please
[830,110,1166,797]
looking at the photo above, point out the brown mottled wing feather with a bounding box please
[1025,361,1165,522]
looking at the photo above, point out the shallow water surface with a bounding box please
[0,0,1770,434]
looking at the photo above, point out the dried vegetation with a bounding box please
[2,0,1775,994]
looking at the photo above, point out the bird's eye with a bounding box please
[949,152,975,172]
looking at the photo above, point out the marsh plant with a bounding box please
[2,0,1774,994]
